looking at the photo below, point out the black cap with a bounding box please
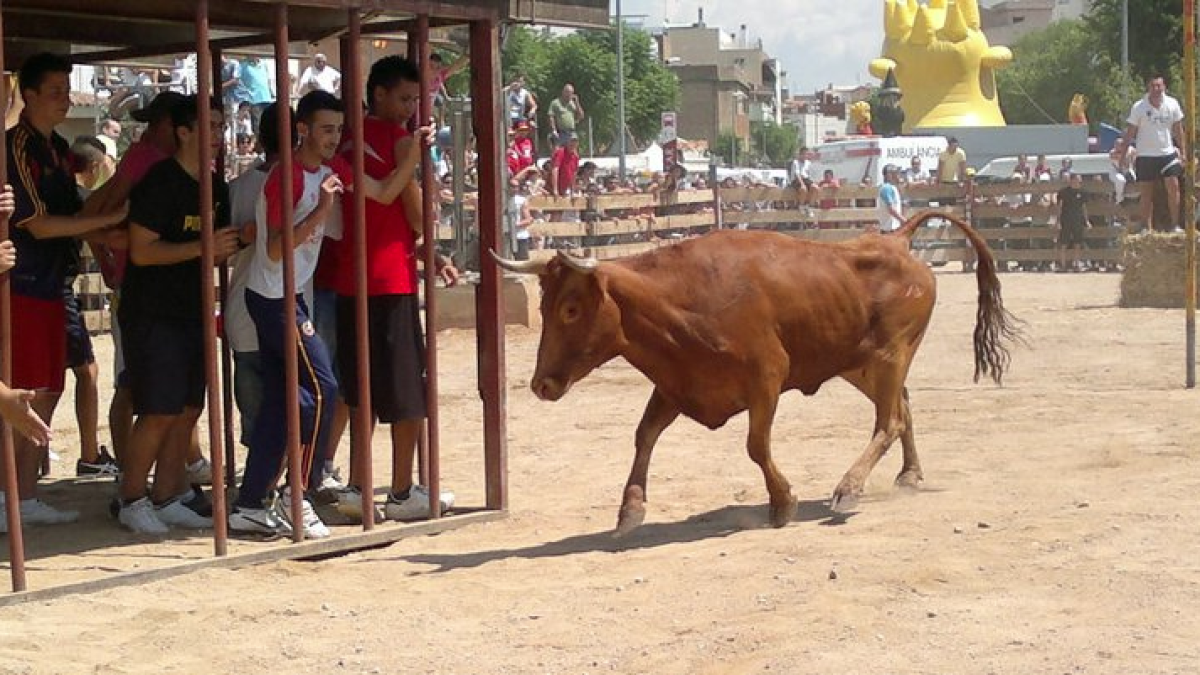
[130,91,187,123]
[880,68,901,97]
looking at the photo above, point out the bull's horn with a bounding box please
[556,248,599,274]
[490,249,548,274]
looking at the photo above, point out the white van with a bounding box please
[976,153,1114,182]
[811,136,949,185]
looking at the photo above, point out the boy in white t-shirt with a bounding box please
[230,90,430,538]
[1122,74,1186,231]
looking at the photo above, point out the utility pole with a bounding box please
[1121,0,1129,76]
[616,0,627,180]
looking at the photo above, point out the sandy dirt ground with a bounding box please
[1,270,1200,674]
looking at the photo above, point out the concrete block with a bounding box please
[434,275,541,330]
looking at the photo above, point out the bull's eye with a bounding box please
[559,300,582,324]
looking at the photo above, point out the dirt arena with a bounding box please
[1,270,1199,674]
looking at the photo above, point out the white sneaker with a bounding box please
[318,467,346,493]
[273,489,331,539]
[333,486,386,522]
[20,498,80,525]
[154,497,213,530]
[186,457,213,485]
[229,505,291,536]
[384,485,455,522]
[119,497,169,534]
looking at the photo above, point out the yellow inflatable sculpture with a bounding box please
[870,0,1012,131]
[1068,93,1088,125]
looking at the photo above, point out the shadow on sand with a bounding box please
[380,498,854,573]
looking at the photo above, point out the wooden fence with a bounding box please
[487,179,1141,267]
[73,178,1142,333]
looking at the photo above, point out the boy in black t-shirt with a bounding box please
[1055,172,1090,273]
[117,95,241,534]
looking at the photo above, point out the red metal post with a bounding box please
[347,10,375,530]
[273,3,304,542]
[469,19,508,510]
[415,14,442,519]
[195,0,229,556]
[0,0,29,591]
[212,46,238,491]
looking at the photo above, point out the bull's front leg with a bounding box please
[746,389,796,528]
[615,388,679,537]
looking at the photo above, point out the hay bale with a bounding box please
[1120,232,1200,308]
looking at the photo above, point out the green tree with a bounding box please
[501,23,679,156]
[714,131,739,166]
[501,25,553,91]
[749,121,799,167]
[997,19,1137,131]
[1086,0,1182,84]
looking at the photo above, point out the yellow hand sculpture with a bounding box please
[870,0,1012,131]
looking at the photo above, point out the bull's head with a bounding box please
[493,249,626,401]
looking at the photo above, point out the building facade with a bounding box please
[981,0,1091,46]
[656,14,781,166]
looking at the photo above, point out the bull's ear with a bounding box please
[491,249,548,275]
[556,249,598,274]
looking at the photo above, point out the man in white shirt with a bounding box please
[231,90,433,537]
[876,165,904,232]
[296,53,341,97]
[788,148,815,206]
[1122,74,1186,232]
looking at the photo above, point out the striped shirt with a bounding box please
[6,117,83,298]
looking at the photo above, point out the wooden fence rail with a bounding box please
[502,180,1137,265]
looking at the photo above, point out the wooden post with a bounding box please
[0,0,28,591]
[195,0,230,555]
[470,19,508,510]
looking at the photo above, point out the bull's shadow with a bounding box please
[382,498,849,574]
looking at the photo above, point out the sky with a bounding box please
[613,0,1005,94]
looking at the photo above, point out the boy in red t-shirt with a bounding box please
[549,132,580,197]
[333,56,459,522]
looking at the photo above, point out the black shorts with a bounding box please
[122,317,206,415]
[64,289,95,369]
[1058,222,1086,247]
[335,294,427,423]
[1135,153,1183,182]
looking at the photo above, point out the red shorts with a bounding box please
[11,293,66,392]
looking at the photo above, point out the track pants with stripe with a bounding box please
[237,289,337,509]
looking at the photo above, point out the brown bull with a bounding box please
[495,212,1019,535]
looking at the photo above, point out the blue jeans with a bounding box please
[237,290,337,508]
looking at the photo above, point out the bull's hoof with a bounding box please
[829,487,860,514]
[895,469,924,490]
[768,493,797,528]
[613,503,646,538]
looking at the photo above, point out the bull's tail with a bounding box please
[896,211,1023,384]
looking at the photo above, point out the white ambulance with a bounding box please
[811,136,949,185]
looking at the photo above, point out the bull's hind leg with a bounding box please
[745,389,796,528]
[894,387,924,489]
[615,388,679,537]
[832,365,908,513]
